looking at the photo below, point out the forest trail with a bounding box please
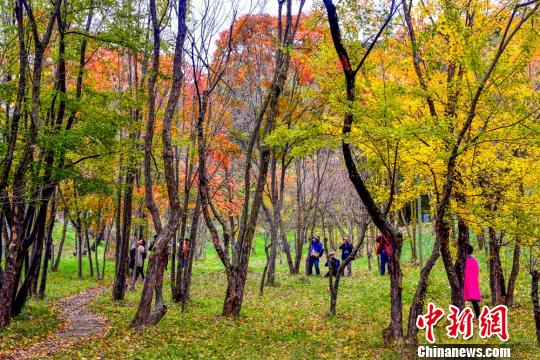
[8,286,109,359]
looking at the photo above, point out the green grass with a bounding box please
[0,223,115,356]
[1,225,539,359]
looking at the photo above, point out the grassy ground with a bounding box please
[1,225,539,359]
[0,224,114,356]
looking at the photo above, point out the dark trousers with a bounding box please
[342,261,352,276]
[308,256,320,275]
[380,252,390,275]
[135,266,145,281]
[471,300,480,318]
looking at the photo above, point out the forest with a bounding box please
[0,0,539,358]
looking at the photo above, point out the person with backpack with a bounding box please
[134,239,147,283]
[308,236,324,276]
[376,234,391,276]
[339,236,354,276]
[463,244,482,318]
[324,252,340,278]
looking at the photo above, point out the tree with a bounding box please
[130,0,188,328]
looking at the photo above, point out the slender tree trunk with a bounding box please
[181,196,201,311]
[77,227,83,279]
[405,242,440,344]
[488,228,505,305]
[38,190,56,299]
[505,243,520,307]
[451,217,469,307]
[329,224,367,315]
[52,208,68,272]
[439,217,465,308]
[531,270,540,347]
[282,236,295,275]
[85,226,94,277]
[101,222,112,281]
[112,169,134,300]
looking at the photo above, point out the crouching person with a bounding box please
[324,252,340,278]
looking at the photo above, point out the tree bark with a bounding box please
[488,228,505,305]
[52,208,68,272]
[531,270,540,347]
[38,190,56,299]
[322,0,403,342]
[328,224,367,315]
[405,242,440,344]
[505,243,520,307]
[130,0,186,328]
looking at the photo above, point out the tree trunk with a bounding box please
[181,200,200,312]
[101,222,112,281]
[84,226,94,277]
[112,169,135,300]
[131,0,186,328]
[52,208,68,272]
[329,224,366,315]
[405,242,440,344]
[282,236,295,275]
[531,270,540,347]
[451,217,469,307]
[505,243,520,307]
[77,227,83,279]
[293,159,304,275]
[323,0,403,342]
[38,190,56,299]
[438,217,465,308]
[488,227,505,305]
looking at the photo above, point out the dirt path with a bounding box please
[9,286,109,359]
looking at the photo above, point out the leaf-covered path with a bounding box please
[8,286,109,359]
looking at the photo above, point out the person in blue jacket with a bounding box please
[308,236,324,276]
[324,252,340,277]
[339,236,354,276]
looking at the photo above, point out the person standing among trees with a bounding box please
[134,240,146,283]
[339,236,353,276]
[375,235,391,276]
[308,236,324,276]
[324,252,340,277]
[181,238,190,269]
[463,244,482,317]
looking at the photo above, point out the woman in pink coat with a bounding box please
[463,245,482,317]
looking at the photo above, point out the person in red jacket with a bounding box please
[376,234,391,276]
[181,238,191,269]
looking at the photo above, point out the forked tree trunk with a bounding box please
[131,0,186,328]
[322,0,403,343]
